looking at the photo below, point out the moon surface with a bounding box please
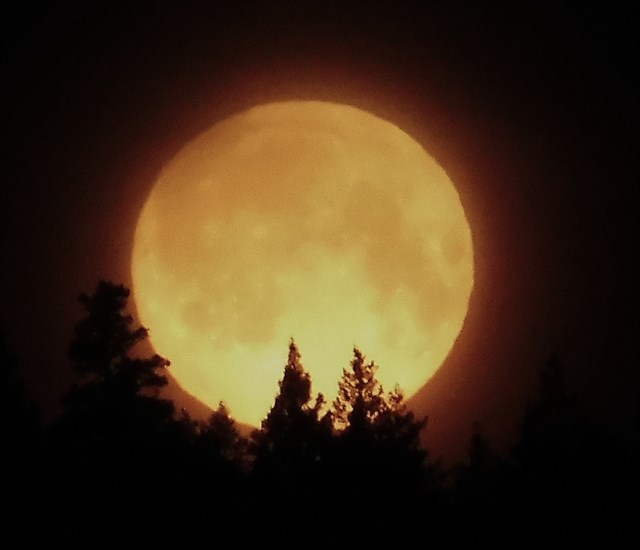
[131,101,473,426]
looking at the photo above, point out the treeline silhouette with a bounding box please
[1,281,636,548]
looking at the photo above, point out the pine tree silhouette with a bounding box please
[46,281,176,548]
[328,347,432,547]
[251,339,328,487]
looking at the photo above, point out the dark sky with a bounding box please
[2,1,637,460]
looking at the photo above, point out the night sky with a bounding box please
[2,1,637,461]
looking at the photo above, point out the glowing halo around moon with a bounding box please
[131,101,474,427]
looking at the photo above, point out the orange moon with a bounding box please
[131,101,474,426]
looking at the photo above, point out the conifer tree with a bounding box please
[332,347,427,447]
[331,348,428,482]
[200,402,248,466]
[332,347,385,435]
[43,282,178,548]
[62,280,174,438]
[251,339,327,484]
[327,348,432,548]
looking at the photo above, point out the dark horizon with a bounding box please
[1,279,636,547]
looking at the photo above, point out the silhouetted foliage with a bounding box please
[332,347,383,432]
[44,281,178,548]
[451,423,510,547]
[2,283,635,548]
[446,355,636,548]
[512,354,583,469]
[332,347,428,462]
[326,347,434,547]
[201,401,249,467]
[65,280,171,416]
[251,340,329,492]
[455,423,505,505]
[236,340,331,546]
[503,355,634,546]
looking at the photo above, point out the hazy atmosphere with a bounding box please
[2,2,637,547]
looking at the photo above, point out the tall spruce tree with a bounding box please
[246,340,334,547]
[62,280,174,440]
[331,348,428,483]
[42,282,178,548]
[252,340,326,456]
[332,347,427,447]
[332,347,385,435]
[251,339,327,486]
[327,348,432,547]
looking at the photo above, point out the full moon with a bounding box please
[131,101,473,426]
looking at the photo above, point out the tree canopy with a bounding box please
[0,281,633,548]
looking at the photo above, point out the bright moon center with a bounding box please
[132,101,474,426]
